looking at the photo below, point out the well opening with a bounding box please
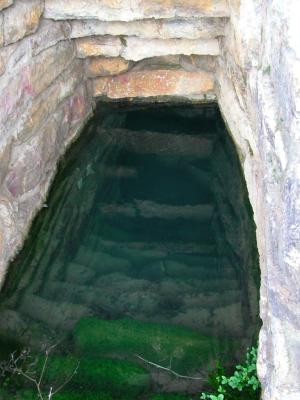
[0,101,260,398]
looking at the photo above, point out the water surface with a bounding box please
[0,103,260,399]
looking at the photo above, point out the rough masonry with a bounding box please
[0,1,300,400]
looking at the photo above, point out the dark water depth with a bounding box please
[0,103,260,400]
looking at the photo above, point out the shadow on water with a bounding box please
[0,103,260,399]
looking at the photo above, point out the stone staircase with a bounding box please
[0,124,251,349]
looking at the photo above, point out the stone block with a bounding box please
[85,56,130,77]
[70,17,227,40]
[93,69,214,98]
[76,35,219,61]
[121,36,220,61]
[0,0,13,11]
[76,36,122,58]
[3,0,43,46]
[44,0,230,20]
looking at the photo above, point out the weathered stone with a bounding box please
[0,139,11,185]
[76,36,122,58]
[0,40,75,134]
[129,55,215,74]
[0,0,13,11]
[0,14,4,48]
[3,0,43,46]
[85,56,130,77]
[16,60,84,142]
[179,55,216,72]
[5,135,45,198]
[30,19,72,56]
[70,17,227,40]
[76,35,219,61]
[44,0,230,20]
[122,36,219,61]
[30,40,75,96]
[93,69,214,98]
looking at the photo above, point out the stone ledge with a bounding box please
[76,36,220,61]
[44,0,230,21]
[69,17,228,40]
[92,69,214,98]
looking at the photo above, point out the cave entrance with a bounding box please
[0,102,260,399]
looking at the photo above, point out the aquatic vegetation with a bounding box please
[74,317,235,374]
[43,355,150,396]
[150,394,191,400]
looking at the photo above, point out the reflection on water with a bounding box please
[0,104,260,399]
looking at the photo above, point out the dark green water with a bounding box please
[0,103,260,399]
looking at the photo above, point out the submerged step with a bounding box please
[98,215,215,243]
[75,246,132,275]
[18,294,91,330]
[99,200,214,221]
[94,236,216,255]
[65,262,97,285]
[99,128,215,158]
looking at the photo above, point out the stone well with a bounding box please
[0,1,299,399]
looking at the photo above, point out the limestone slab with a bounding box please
[70,17,227,40]
[122,37,219,61]
[0,0,13,11]
[76,36,219,61]
[76,36,122,58]
[44,0,230,20]
[85,56,131,77]
[3,0,43,46]
[93,69,214,98]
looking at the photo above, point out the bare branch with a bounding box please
[136,354,204,381]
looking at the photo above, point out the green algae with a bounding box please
[41,355,150,396]
[0,389,119,400]
[74,317,234,374]
[150,394,191,400]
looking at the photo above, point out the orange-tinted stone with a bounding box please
[76,36,122,58]
[93,69,214,98]
[86,57,130,77]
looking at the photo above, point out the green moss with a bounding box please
[150,394,191,400]
[0,389,129,400]
[74,317,234,374]
[41,355,149,396]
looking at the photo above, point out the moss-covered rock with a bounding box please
[41,355,149,397]
[150,394,191,400]
[0,389,127,400]
[74,317,233,374]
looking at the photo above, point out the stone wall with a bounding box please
[0,1,93,285]
[0,1,300,399]
[216,1,300,399]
